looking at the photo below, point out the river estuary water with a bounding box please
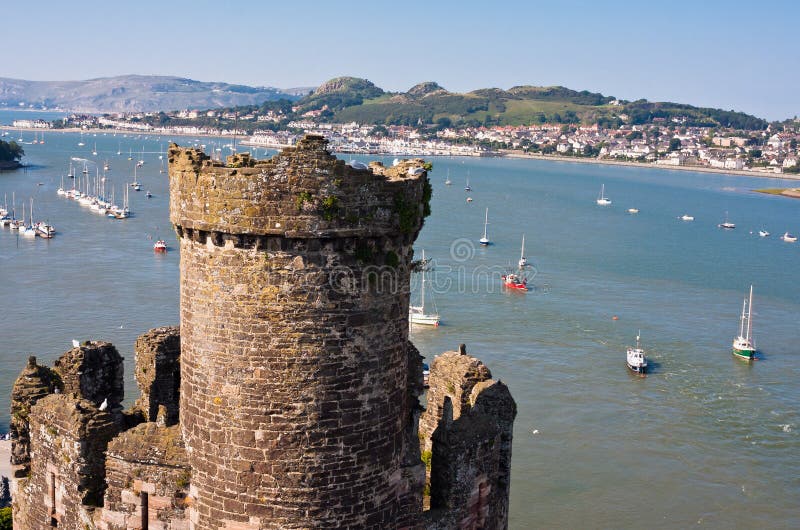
[0,119,798,528]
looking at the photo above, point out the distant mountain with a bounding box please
[0,75,310,113]
[294,78,768,130]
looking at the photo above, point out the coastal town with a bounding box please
[10,112,800,177]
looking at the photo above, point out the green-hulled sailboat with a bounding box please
[732,285,756,360]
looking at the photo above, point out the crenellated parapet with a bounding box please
[169,134,431,240]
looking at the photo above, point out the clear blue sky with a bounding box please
[4,0,799,120]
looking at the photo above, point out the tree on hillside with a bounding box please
[669,138,682,151]
[0,140,24,162]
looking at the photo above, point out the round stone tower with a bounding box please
[169,136,430,529]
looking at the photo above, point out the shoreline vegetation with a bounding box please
[3,125,800,189]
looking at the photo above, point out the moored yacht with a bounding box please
[732,285,756,360]
[781,232,797,243]
[718,212,735,229]
[596,184,611,206]
[479,208,491,245]
[409,250,440,326]
[518,234,528,269]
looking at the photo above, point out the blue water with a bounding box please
[1,130,798,528]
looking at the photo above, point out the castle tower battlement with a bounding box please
[169,136,431,529]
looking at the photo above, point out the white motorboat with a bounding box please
[781,232,797,243]
[759,229,770,237]
[718,212,735,229]
[626,331,647,374]
[680,214,694,221]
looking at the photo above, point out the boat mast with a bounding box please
[521,234,525,260]
[746,285,753,342]
[420,249,426,312]
[483,208,489,240]
[739,296,747,338]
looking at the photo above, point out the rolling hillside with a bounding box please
[0,75,308,113]
[300,78,768,130]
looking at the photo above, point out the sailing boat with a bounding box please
[479,208,491,245]
[732,285,756,360]
[67,161,75,179]
[718,211,735,229]
[409,250,440,326]
[444,169,452,186]
[21,199,37,237]
[128,148,133,161]
[596,184,611,205]
[131,166,141,191]
[464,173,472,192]
[518,234,528,269]
[92,142,98,156]
[626,331,648,374]
[82,161,89,175]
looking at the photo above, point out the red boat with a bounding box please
[153,240,167,252]
[501,272,527,291]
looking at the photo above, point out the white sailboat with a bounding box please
[409,250,440,326]
[518,234,528,269]
[718,211,735,229]
[732,285,756,360]
[444,169,452,186]
[21,199,37,238]
[479,208,491,245]
[596,184,611,205]
[131,166,141,191]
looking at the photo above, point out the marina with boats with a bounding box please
[1,126,799,529]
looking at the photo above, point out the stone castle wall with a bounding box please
[11,136,516,530]
[14,394,120,529]
[170,136,431,528]
[134,326,181,425]
[99,421,190,530]
[420,349,517,530]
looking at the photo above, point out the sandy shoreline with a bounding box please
[3,125,800,184]
[0,439,11,482]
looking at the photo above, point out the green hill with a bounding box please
[297,79,767,130]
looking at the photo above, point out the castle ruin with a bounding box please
[10,135,516,529]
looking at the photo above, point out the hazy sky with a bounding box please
[4,0,798,120]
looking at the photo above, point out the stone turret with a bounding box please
[10,356,60,477]
[169,135,431,528]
